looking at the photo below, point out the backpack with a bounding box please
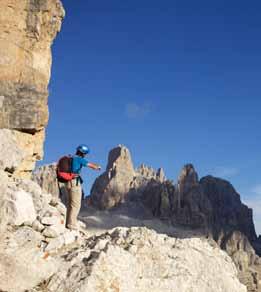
[57,155,77,182]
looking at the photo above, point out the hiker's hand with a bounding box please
[88,163,101,170]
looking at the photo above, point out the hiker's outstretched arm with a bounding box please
[87,162,101,170]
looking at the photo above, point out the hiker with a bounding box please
[57,144,101,231]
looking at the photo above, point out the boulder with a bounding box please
[13,178,50,213]
[41,215,65,238]
[32,219,45,233]
[45,230,79,252]
[41,216,61,226]
[42,226,60,238]
[4,190,36,226]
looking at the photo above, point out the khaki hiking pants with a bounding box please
[59,179,82,230]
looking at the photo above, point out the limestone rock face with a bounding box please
[0,0,64,177]
[178,163,199,195]
[136,163,166,182]
[0,226,58,292]
[0,129,24,172]
[141,180,174,219]
[33,163,59,198]
[141,164,261,292]
[90,145,167,209]
[90,145,136,209]
[170,164,212,229]
[0,129,44,176]
[5,189,37,226]
[42,227,246,292]
[200,176,257,242]
[221,231,261,292]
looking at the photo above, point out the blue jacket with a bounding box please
[71,155,88,174]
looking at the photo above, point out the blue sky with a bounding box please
[43,0,261,234]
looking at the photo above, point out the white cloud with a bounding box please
[211,166,239,179]
[125,102,152,119]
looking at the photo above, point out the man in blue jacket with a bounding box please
[66,144,101,231]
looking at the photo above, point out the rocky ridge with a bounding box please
[87,145,261,292]
[0,167,248,292]
[31,227,246,292]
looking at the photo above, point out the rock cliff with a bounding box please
[0,0,64,177]
[90,145,166,209]
[88,145,261,292]
[90,145,136,209]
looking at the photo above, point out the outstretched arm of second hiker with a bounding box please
[87,162,101,170]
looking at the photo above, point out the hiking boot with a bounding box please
[66,224,79,231]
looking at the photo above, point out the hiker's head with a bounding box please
[76,144,90,157]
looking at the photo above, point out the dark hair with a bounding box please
[76,150,85,157]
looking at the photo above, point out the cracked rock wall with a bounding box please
[0,0,64,177]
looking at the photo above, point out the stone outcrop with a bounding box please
[29,227,245,292]
[90,145,166,209]
[136,163,166,182]
[90,145,136,209]
[0,0,64,177]
[33,163,60,198]
[221,231,261,292]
